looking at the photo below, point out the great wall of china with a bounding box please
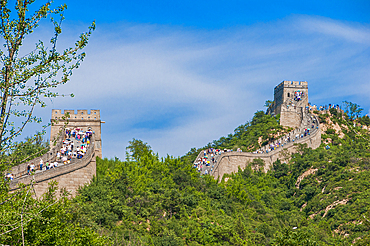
[206,114,320,180]
[8,110,103,197]
[8,80,323,195]
[194,80,322,180]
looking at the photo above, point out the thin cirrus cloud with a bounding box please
[26,15,369,159]
[299,16,370,44]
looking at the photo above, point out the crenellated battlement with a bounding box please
[274,80,308,90]
[51,109,100,121]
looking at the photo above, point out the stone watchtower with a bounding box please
[271,81,309,128]
[50,109,104,158]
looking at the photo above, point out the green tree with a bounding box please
[4,132,49,169]
[342,101,363,120]
[273,228,317,246]
[356,212,370,245]
[264,100,274,111]
[359,115,370,126]
[1,182,108,245]
[272,159,289,179]
[126,138,153,161]
[0,0,95,170]
[0,0,97,244]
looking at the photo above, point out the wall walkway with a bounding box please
[9,131,96,197]
[195,112,321,181]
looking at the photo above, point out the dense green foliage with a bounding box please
[73,109,370,245]
[0,182,108,245]
[211,111,291,151]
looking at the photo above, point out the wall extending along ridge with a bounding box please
[211,124,321,180]
[192,81,322,181]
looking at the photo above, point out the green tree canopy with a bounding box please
[0,1,100,244]
[0,0,95,169]
[342,101,363,120]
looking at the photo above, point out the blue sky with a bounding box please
[23,0,370,159]
[62,1,370,27]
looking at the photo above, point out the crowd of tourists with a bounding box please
[253,115,318,154]
[193,147,244,175]
[193,148,218,174]
[25,159,59,175]
[310,104,341,112]
[61,128,92,160]
[294,91,305,101]
[14,127,93,177]
[253,129,311,154]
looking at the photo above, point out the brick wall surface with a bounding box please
[280,109,302,128]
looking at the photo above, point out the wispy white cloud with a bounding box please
[298,16,370,44]
[22,15,370,158]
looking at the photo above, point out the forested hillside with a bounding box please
[72,108,370,245]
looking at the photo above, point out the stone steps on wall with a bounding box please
[9,133,96,193]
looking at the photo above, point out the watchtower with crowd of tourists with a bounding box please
[268,81,309,128]
[9,109,104,197]
[50,109,104,158]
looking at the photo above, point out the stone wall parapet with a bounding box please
[9,135,96,191]
[209,113,321,180]
[10,131,65,179]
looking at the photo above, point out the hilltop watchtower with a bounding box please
[270,81,309,128]
[50,109,103,158]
